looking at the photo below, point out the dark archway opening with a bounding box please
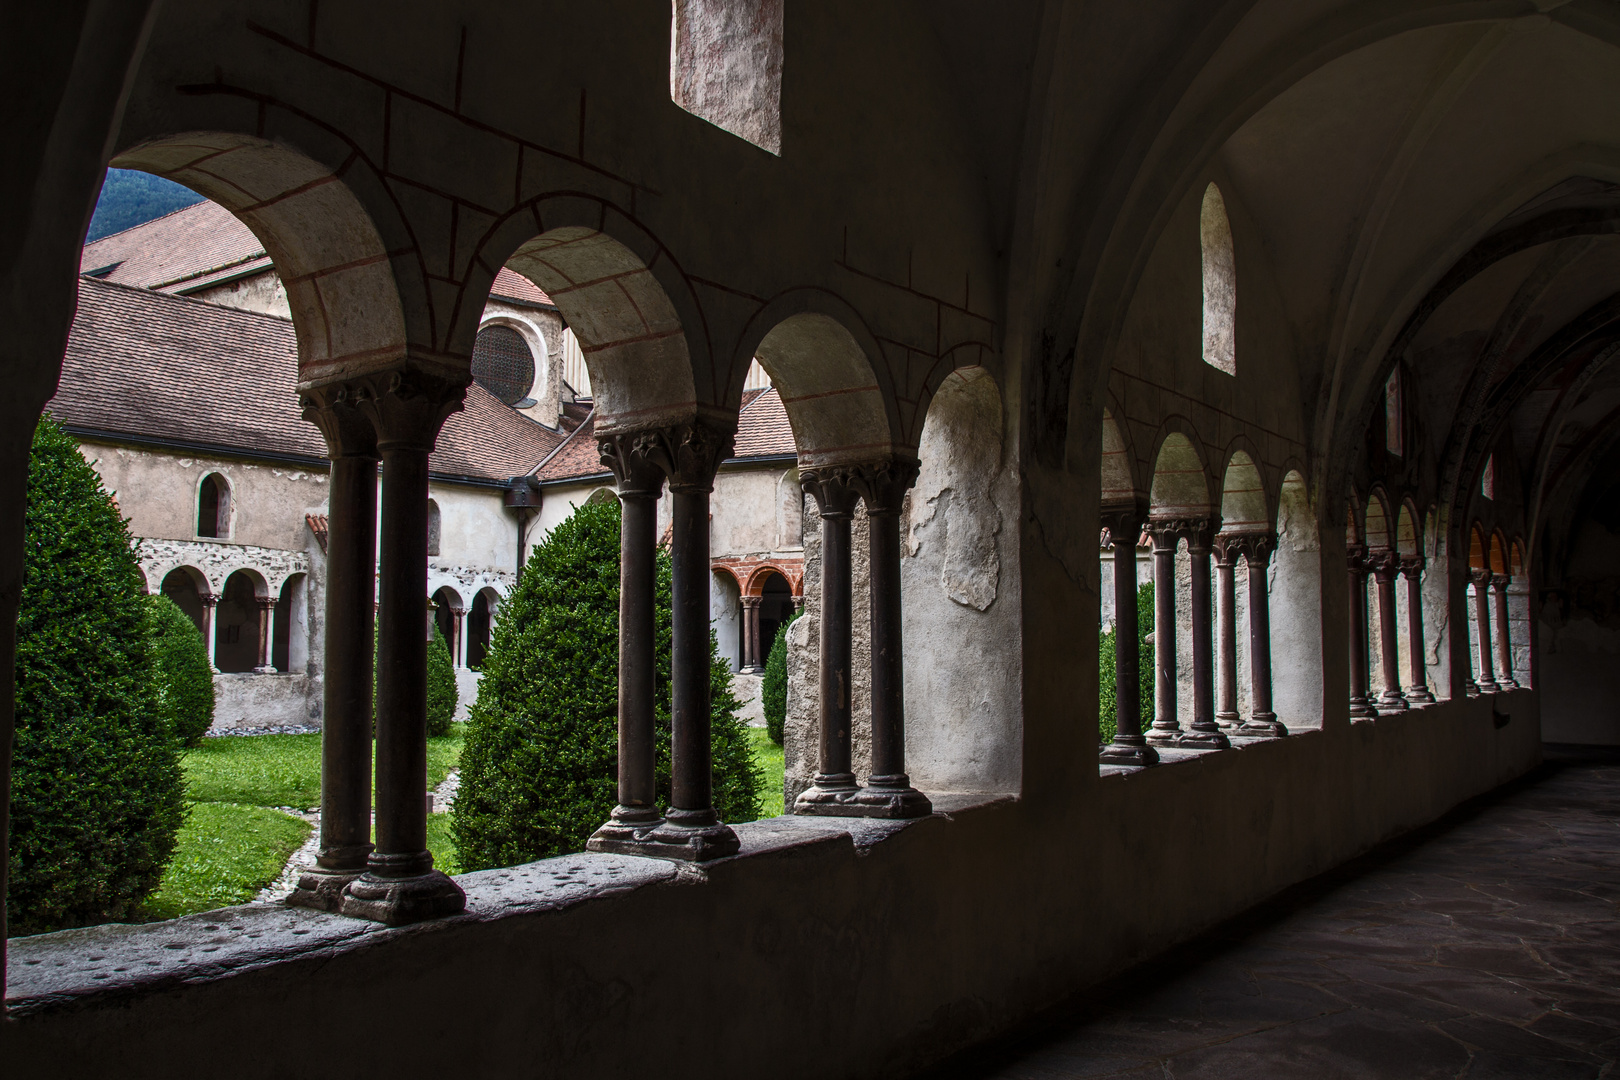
[467,591,492,671]
[758,571,794,660]
[215,571,260,673]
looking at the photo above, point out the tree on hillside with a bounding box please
[8,419,185,935]
[452,499,761,871]
[147,593,215,747]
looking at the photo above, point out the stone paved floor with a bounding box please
[928,748,1620,1079]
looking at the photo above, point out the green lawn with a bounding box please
[145,724,468,920]
[142,803,310,920]
[746,727,785,819]
[145,721,773,920]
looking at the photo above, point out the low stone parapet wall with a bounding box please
[211,672,320,731]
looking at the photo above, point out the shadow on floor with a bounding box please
[920,745,1620,1079]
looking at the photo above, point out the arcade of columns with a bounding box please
[1099,499,1518,770]
[290,373,930,923]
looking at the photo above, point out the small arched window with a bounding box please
[471,325,536,406]
[427,499,442,557]
[1200,182,1236,376]
[197,473,230,538]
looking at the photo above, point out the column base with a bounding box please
[1145,724,1183,747]
[1475,679,1500,694]
[253,665,277,675]
[585,805,666,855]
[339,867,465,926]
[1407,687,1436,705]
[817,777,934,819]
[1100,738,1159,767]
[1178,725,1231,750]
[794,772,865,816]
[589,806,741,867]
[1215,711,1242,729]
[286,866,366,913]
[1496,677,1518,691]
[1349,696,1377,719]
[1376,691,1409,713]
[1236,714,1287,739]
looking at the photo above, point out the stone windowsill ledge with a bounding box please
[3,792,1013,1015]
[1097,726,1325,779]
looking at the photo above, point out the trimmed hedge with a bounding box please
[427,622,458,738]
[761,619,790,745]
[452,499,761,871]
[147,593,215,746]
[8,418,185,936]
[1099,580,1155,745]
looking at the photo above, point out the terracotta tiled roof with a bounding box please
[80,200,268,294]
[734,387,795,458]
[490,267,554,307]
[534,386,796,484]
[49,277,562,483]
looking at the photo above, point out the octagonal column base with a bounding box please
[1100,738,1160,767]
[585,805,666,855]
[816,776,933,819]
[1236,714,1287,739]
[1407,687,1436,705]
[339,868,465,926]
[286,866,365,913]
[1145,724,1183,747]
[1178,723,1231,750]
[1377,691,1410,713]
[597,807,739,862]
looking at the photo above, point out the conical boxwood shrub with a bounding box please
[452,498,761,871]
[147,593,215,746]
[426,622,458,737]
[762,619,791,745]
[8,418,185,935]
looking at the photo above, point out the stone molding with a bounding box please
[140,538,309,598]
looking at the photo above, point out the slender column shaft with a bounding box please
[201,597,219,670]
[1347,550,1375,718]
[1101,508,1157,767]
[1492,576,1516,690]
[1374,557,1407,710]
[335,371,466,923]
[617,489,659,820]
[1472,570,1498,692]
[450,607,466,669]
[744,597,762,670]
[1181,528,1229,749]
[373,444,431,868]
[290,420,378,910]
[818,506,855,786]
[1402,562,1434,704]
[868,507,903,776]
[1240,540,1284,737]
[1148,527,1181,744]
[254,597,276,673]
[1214,543,1239,726]
[669,488,714,814]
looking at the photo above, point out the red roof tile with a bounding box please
[50,278,562,483]
[80,200,268,294]
[490,267,554,307]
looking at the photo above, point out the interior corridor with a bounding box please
[930,748,1620,1080]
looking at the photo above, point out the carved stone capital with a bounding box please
[1367,548,1400,583]
[1149,517,1212,553]
[1399,556,1425,580]
[602,420,734,496]
[1100,499,1148,551]
[1346,543,1368,576]
[799,465,864,520]
[598,431,669,500]
[1470,568,1493,588]
[300,382,379,459]
[848,457,921,516]
[1490,574,1511,592]
[338,369,469,454]
[740,595,762,610]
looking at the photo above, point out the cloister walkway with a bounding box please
[930,748,1620,1080]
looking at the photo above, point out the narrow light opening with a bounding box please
[1200,182,1236,375]
[670,0,784,155]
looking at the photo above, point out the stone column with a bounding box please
[1213,537,1240,728]
[1371,552,1408,711]
[1101,503,1157,767]
[1146,522,1183,746]
[201,594,219,671]
[846,459,931,816]
[1492,574,1516,690]
[450,606,467,669]
[339,372,467,925]
[588,430,668,854]
[1181,521,1229,750]
[1237,534,1286,738]
[291,384,380,911]
[1401,559,1435,704]
[253,596,277,673]
[1471,569,1498,693]
[796,465,864,814]
[652,421,739,858]
[741,595,762,670]
[1347,546,1376,719]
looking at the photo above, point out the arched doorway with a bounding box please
[467,589,495,671]
[757,571,794,666]
[433,586,464,668]
[160,566,207,636]
[215,570,264,674]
